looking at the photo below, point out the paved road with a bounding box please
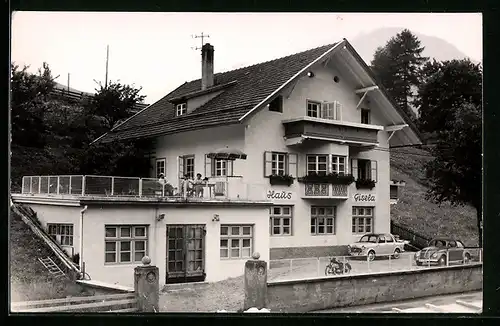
[313,291,482,313]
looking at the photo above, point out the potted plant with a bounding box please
[355,179,376,190]
[269,174,295,186]
[297,172,355,185]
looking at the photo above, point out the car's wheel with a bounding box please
[344,263,352,274]
[393,248,401,259]
[463,253,471,264]
[438,255,447,266]
[325,265,334,276]
[367,250,376,262]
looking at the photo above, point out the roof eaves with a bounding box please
[343,39,424,144]
[238,40,346,123]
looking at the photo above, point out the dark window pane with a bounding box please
[105,253,116,263]
[135,241,145,251]
[135,227,146,237]
[105,242,116,251]
[120,227,131,238]
[120,252,131,262]
[134,252,145,262]
[105,227,117,238]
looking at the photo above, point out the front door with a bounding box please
[166,224,206,284]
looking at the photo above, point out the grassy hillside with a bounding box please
[10,209,87,302]
[390,147,479,247]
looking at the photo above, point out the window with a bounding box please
[269,96,283,113]
[384,234,394,243]
[310,207,335,235]
[48,224,73,246]
[331,156,346,175]
[270,206,292,236]
[264,152,298,177]
[220,225,253,259]
[307,100,342,120]
[214,159,228,176]
[307,155,328,176]
[307,100,321,118]
[361,108,371,124]
[105,225,148,264]
[176,103,187,116]
[156,158,166,178]
[178,155,195,180]
[351,159,377,181]
[352,207,374,234]
[377,236,386,243]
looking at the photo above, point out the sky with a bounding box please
[11,12,482,104]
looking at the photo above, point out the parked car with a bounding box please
[347,233,408,261]
[414,238,474,266]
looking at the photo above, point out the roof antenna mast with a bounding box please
[191,32,210,51]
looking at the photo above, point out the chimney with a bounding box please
[201,43,214,90]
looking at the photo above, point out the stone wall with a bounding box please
[270,245,348,260]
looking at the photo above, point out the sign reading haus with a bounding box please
[353,193,376,203]
[267,190,293,200]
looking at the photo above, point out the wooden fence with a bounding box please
[11,292,137,313]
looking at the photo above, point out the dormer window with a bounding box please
[176,103,187,116]
[269,96,283,113]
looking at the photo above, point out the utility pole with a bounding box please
[67,73,70,92]
[105,45,109,88]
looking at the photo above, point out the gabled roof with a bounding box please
[94,43,337,143]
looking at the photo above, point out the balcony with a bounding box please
[301,183,349,199]
[20,175,267,202]
[282,116,383,146]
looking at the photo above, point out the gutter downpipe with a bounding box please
[80,205,88,271]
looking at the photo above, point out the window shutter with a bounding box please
[327,102,335,120]
[371,160,378,182]
[204,155,212,177]
[335,101,342,121]
[351,159,358,180]
[321,103,328,119]
[264,151,273,177]
[227,161,234,176]
[327,154,332,174]
[287,153,298,176]
[178,156,184,179]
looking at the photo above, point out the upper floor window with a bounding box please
[307,155,328,176]
[264,152,298,177]
[307,100,342,120]
[176,103,187,116]
[268,96,283,113]
[351,159,377,181]
[331,156,346,175]
[204,155,234,177]
[156,158,166,178]
[361,108,370,124]
[214,159,228,177]
[178,155,195,180]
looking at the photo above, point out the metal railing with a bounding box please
[268,248,482,282]
[391,221,431,250]
[21,175,268,201]
[303,183,348,197]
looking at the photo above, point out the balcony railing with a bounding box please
[302,183,348,199]
[21,175,268,201]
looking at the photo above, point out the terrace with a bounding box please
[20,175,267,202]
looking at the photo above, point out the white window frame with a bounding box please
[220,225,253,259]
[214,158,228,177]
[352,207,374,234]
[176,103,187,116]
[310,206,335,235]
[307,100,321,118]
[156,158,166,178]
[306,155,328,176]
[47,223,74,246]
[105,225,148,264]
[270,206,292,236]
[272,152,287,176]
[183,155,195,179]
[331,155,347,175]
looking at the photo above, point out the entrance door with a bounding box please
[166,224,206,284]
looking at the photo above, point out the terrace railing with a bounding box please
[21,175,269,201]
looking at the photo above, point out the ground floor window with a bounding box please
[47,223,74,246]
[220,225,253,259]
[310,206,335,235]
[104,225,148,264]
[352,207,374,233]
[270,206,292,236]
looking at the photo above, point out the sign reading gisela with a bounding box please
[353,193,376,203]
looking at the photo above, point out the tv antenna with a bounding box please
[191,32,210,50]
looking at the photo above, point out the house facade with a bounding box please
[13,39,421,287]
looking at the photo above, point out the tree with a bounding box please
[424,102,482,246]
[371,29,429,121]
[10,62,55,148]
[416,59,482,134]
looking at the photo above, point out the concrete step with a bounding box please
[162,281,210,293]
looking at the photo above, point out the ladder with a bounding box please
[38,257,66,278]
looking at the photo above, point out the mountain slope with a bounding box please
[390,147,478,247]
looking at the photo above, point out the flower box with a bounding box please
[297,173,355,185]
[268,174,294,186]
[355,179,376,190]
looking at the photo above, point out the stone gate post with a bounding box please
[134,256,159,312]
[244,252,268,310]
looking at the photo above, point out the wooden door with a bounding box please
[166,224,206,284]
